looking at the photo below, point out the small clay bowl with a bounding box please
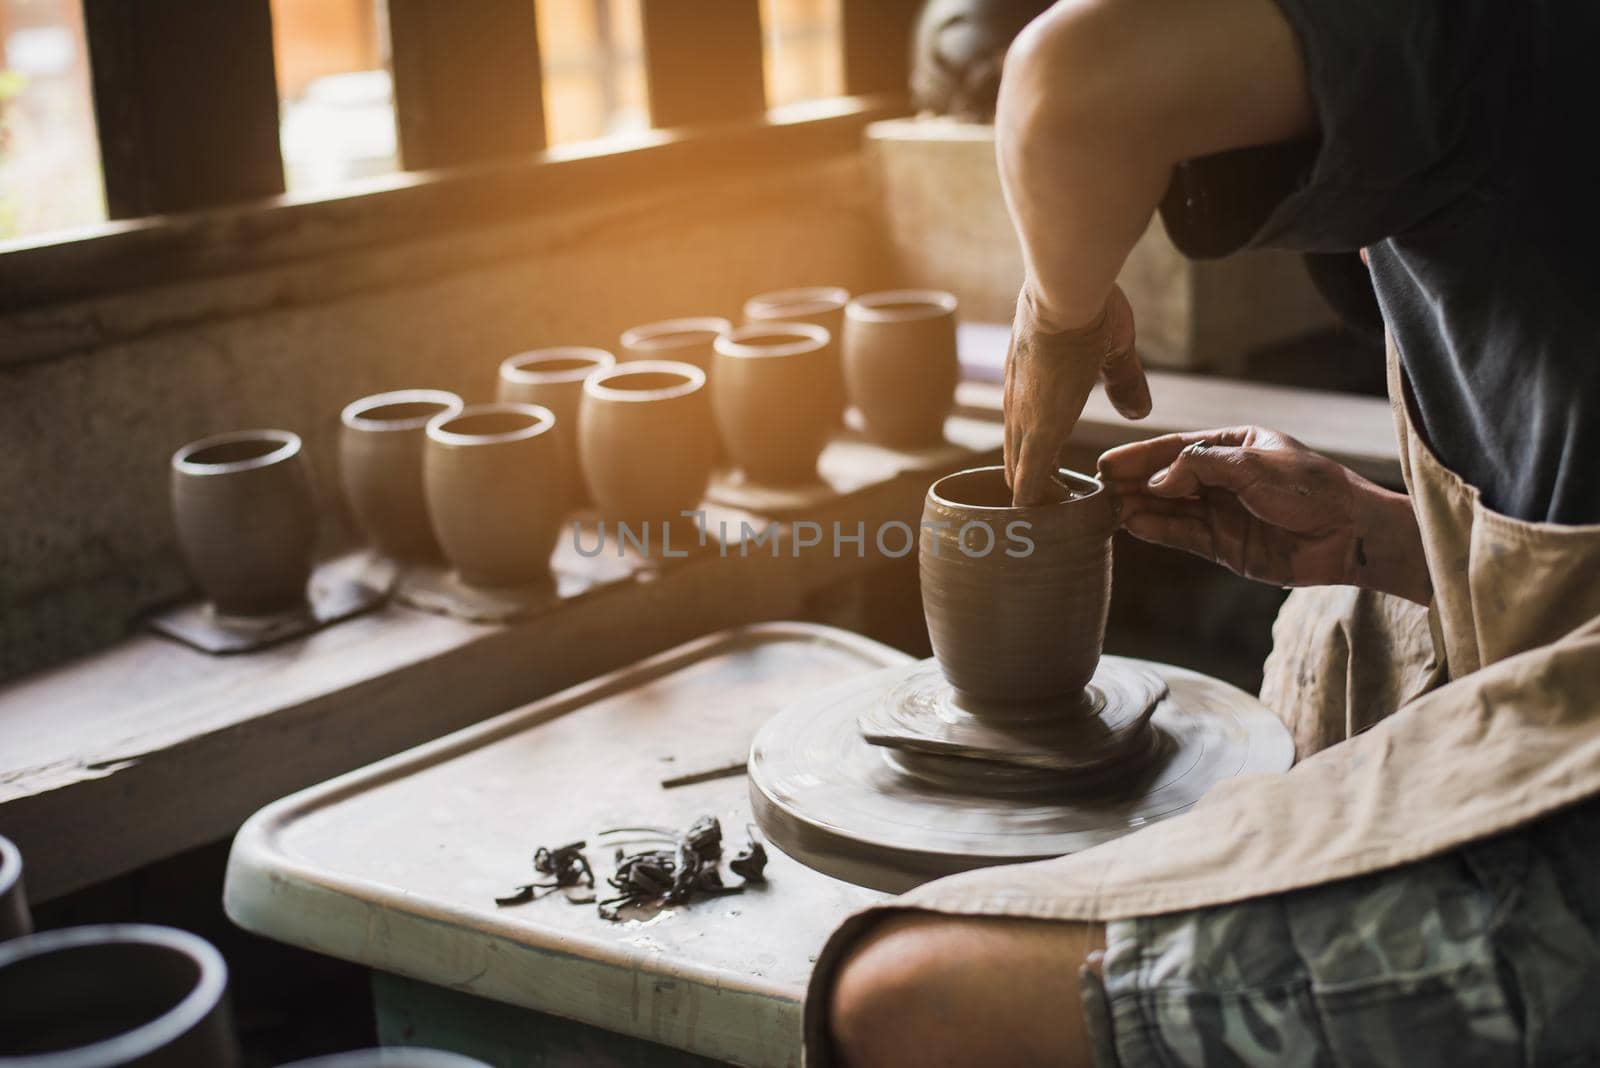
[423,403,566,589]
[843,289,959,447]
[171,429,317,617]
[497,347,616,508]
[339,389,464,562]
[579,360,716,525]
[0,924,238,1066]
[0,833,30,941]
[618,317,732,374]
[920,465,1115,704]
[743,286,849,425]
[712,323,835,486]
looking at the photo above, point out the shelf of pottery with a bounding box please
[149,287,974,652]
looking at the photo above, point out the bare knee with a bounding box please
[828,912,1103,1068]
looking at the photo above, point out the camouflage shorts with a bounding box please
[1093,794,1600,1066]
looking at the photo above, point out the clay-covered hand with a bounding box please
[1099,426,1431,603]
[1004,284,1151,506]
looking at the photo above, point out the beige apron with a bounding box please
[804,335,1600,1059]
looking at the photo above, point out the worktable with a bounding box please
[224,624,903,1068]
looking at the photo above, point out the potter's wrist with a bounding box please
[1349,479,1431,605]
[1019,282,1107,340]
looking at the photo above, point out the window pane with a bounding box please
[761,0,842,108]
[0,0,104,240]
[271,0,399,192]
[537,0,647,146]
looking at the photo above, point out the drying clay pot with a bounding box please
[579,361,716,525]
[424,404,566,589]
[712,323,835,486]
[171,430,317,616]
[0,834,30,941]
[340,390,464,562]
[843,289,960,447]
[618,317,732,374]
[497,347,616,508]
[744,287,849,424]
[921,465,1114,702]
[0,924,238,1067]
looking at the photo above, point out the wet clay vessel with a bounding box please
[619,317,732,374]
[712,323,835,486]
[497,347,616,507]
[0,924,239,1066]
[579,361,716,525]
[743,286,849,424]
[921,465,1112,700]
[171,430,317,616]
[0,834,30,941]
[340,390,463,562]
[843,289,959,447]
[424,403,565,589]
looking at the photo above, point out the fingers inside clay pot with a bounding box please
[497,348,616,509]
[340,390,464,562]
[712,323,835,486]
[579,361,716,526]
[844,290,960,448]
[424,403,566,590]
[170,429,317,617]
[920,465,1115,703]
[618,317,732,374]
[743,287,849,426]
[0,924,239,1066]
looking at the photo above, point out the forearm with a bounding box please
[1349,479,1432,605]
[996,0,1316,330]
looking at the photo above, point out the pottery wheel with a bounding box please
[748,656,1294,893]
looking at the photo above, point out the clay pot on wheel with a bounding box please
[0,834,30,941]
[744,287,849,424]
[281,1049,490,1068]
[340,390,464,562]
[843,290,959,447]
[171,430,317,616]
[921,465,1114,701]
[618,317,732,374]
[0,924,238,1067]
[712,323,835,486]
[497,347,616,508]
[423,404,566,589]
[579,361,716,525]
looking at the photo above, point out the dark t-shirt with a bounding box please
[1248,1,1600,524]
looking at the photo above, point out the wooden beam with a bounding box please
[640,0,767,127]
[387,0,546,170]
[841,0,921,98]
[82,0,285,217]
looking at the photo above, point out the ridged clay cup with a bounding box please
[920,465,1114,704]
[844,289,959,447]
[423,403,566,589]
[170,429,317,617]
[497,347,616,508]
[579,360,716,526]
[712,323,835,486]
[619,317,732,374]
[744,286,849,424]
[339,389,463,562]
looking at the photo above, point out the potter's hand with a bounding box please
[1004,284,1151,506]
[1099,427,1431,603]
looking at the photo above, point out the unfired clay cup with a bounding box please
[339,389,463,562]
[744,287,849,425]
[497,347,616,508]
[423,403,566,589]
[579,361,716,525]
[920,465,1114,703]
[171,430,317,617]
[844,290,959,447]
[712,323,835,486]
[619,317,732,374]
